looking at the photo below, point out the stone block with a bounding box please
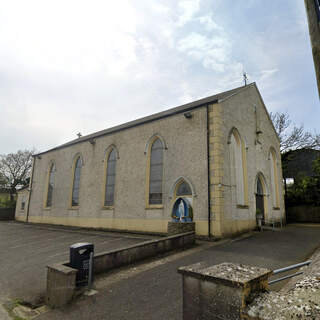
[46,263,77,308]
[167,222,195,235]
[178,262,272,320]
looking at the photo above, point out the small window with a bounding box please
[71,156,82,207]
[46,163,55,207]
[176,181,192,196]
[104,149,117,207]
[21,196,25,210]
[149,138,164,205]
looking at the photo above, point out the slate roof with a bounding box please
[36,83,255,156]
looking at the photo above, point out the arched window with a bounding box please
[176,180,192,197]
[21,195,26,211]
[255,173,268,220]
[104,148,117,207]
[270,149,280,208]
[257,177,263,195]
[71,156,82,207]
[148,138,164,205]
[46,163,55,207]
[229,129,248,206]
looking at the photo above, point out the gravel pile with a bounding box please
[246,250,320,319]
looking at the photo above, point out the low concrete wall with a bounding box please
[0,208,15,220]
[93,231,195,274]
[46,231,195,307]
[46,264,77,308]
[287,206,320,223]
[178,262,272,320]
[167,222,195,235]
[178,256,320,319]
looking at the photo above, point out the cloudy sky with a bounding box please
[0,0,319,154]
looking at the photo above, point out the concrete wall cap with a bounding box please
[47,263,78,274]
[178,262,272,287]
[94,231,195,258]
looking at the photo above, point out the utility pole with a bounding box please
[304,0,320,99]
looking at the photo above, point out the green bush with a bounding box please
[286,158,320,207]
[0,198,16,208]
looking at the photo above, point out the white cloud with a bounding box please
[0,0,318,154]
[0,0,139,76]
[259,69,279,81]
[198,15,222,31]
[177,31,241,74]
[176,0,200,26]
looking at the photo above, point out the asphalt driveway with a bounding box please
[36,224,320,320]
[0,221,154,304]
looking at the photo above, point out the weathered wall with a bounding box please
[178,262,272,320]
[167,222,195,235]
[93,231,195,274]
[46,231,195,307]
[24,109,210,235]
[287,206,320,223]
[216,85,285,237]
[21,84,283,238]
[46,263,77,308]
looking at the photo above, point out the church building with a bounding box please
[15,83,285,238]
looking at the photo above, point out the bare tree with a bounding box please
[270,112,320,153]
[0,149,35,200]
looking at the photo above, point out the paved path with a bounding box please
[36,224,320,320]
[0,221,154,305]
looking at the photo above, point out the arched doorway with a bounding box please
[255,174,268,223]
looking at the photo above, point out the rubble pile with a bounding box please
[246,250,320,319]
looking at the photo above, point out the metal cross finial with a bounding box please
[243,72,248,86]
[77,132,82,138]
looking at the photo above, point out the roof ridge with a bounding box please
[35,83,253,156]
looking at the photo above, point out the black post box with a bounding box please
[69,242,94,286]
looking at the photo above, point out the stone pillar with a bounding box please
[167,222,195,235]
[46,263,77,308]
[209,103,224,237]
[178,262,272,320]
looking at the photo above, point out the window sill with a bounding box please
[145,205,164,210]
[236,205,249,209]
[43,207,52,210]
[273,207,280,210]
[102,206,114,210]
[69,206,80,210]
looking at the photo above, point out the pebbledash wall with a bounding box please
[17,102,210,235]
[16,84,285,238]
[212,87,284,236]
